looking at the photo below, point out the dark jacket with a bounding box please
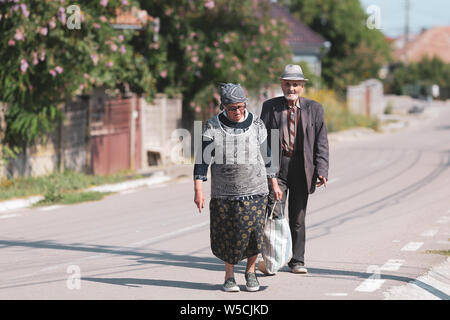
[260,96,329,194]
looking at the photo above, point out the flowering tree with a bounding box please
[139,0,292,123]
[0,0,160,155]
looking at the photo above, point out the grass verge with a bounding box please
[0,170,141,202]
[33,191,114,207]
[425,250,450,257]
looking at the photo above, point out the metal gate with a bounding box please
[90,95,141,175]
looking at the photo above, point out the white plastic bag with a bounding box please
[260,200,292,275]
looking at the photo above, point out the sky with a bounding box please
[360,0,450,38]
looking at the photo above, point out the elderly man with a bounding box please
[260,64,329,274]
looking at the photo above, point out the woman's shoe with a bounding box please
[223,277,240,292]
[245,272,260,292]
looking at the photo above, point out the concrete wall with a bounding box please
[140,94,182,167]
[347,79,386,116]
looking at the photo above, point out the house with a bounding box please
[269,2,329,76]
[392,26,450,64]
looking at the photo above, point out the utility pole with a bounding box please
[404,0,410,62]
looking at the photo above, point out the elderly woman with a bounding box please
[194,83,282,292]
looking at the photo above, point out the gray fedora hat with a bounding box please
[280,64,308,81]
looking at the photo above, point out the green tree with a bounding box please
[0,0,161,156]
[280,0,391,92]
[138,0,293,125]
[385,57,450,96]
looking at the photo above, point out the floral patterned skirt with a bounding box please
[209,196,268,265]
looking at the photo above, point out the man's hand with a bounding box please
[316,176,327,188]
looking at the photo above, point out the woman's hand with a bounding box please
[269,178,283,201]
[194,180,205,213]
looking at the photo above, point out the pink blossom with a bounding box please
[100,0,108,7]
[205,1,215,9]
[119,45,126,54]
[160,70,167,78]
[195,106,201,113]
[253,58,260,63]
[99,16,107,23]
[186,45,192,52]
[14,29,24,41]
[215,62,220,68]
[110,43,117,51]
[93,23,100,29]
[121,0,128,5]
[49,17,56,29]
[217,53,224,60]
[190,102,195,108]
[191,56,198,63]
[205,47,211,53]
[49,69,57,77]
[224,37,230,44]
[259,25,265,34]
[20,59,28,73]
[106,61,113,67]
[118,35,124,42]
[58,7,66,25]
[39,50,46,61]
[55,66,63,74]
[40,27,48,36]
[8,39,15,46]
[84,73,90,79]
[90,54,99,65]
[20,3,29,18]
[32,52,38,65]
[213,41,219,47]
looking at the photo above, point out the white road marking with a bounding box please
[401,242,424,251]
[436,216,450,224]
[380,259,404,271]
[37,205,65,211]
[392,240,401,243]
[421,229,439,237]
[325,293,348,297]
[0,214,21,219]
[119,189,137,195]
[355,276,386,292]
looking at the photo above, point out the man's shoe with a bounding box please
[290,265,308,274]
[223,277,240,292]
[245,272,260,292]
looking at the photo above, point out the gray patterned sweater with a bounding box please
[194,111,274,199]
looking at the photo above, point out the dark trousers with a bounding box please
[268,154,309,266]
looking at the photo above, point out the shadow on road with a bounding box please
[0,239,447,298]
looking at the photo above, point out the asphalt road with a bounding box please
[0,104,449,301]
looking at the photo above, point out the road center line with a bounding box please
[420,229,439,237]
[380,259,404,271]
[401,242,424,251]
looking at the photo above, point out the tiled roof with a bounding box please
[269,2,325,45]
[113,7,152,28]
[393,26,450,63]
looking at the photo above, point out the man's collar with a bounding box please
[284,98,301,109]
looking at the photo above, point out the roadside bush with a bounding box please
[306,88,379,132]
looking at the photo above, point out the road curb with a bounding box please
[0,168,180,213]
